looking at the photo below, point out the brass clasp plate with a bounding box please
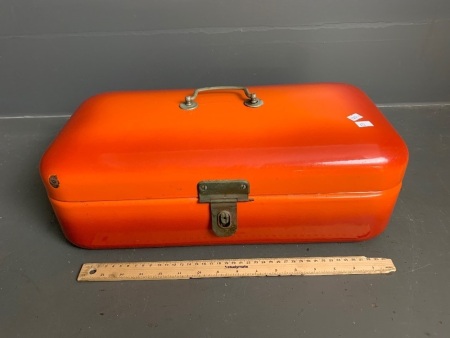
[198,180,252,237]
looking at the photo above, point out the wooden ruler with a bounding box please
[77,256,395,282]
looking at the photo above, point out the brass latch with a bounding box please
[197,180,252,237]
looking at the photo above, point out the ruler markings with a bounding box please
[77,256,395,282]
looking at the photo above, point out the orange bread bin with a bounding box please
[40,84,408,248]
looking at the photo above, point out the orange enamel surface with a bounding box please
[40,83,408,248]
[50,185,402,249]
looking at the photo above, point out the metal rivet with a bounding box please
[240,184,247,190]
[49,175,59,188]
[199,184,208,191]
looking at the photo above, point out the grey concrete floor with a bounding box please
[0,106,449,337]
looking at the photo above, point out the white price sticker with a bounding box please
[347,113,363,121]
[355,121,374,128]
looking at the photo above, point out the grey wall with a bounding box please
[1,0,450,117]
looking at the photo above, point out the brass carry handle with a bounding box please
[179,86,263,110]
